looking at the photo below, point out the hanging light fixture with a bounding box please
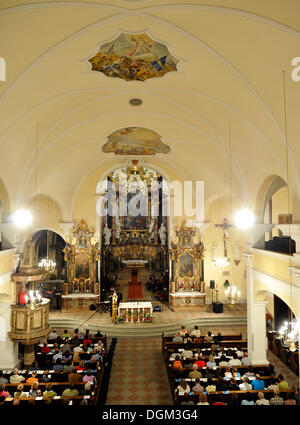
[38,196,56,273]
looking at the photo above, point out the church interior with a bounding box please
[0,0,300,410]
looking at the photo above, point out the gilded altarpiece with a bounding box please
[62,220,100,310]
[169,226,206,307]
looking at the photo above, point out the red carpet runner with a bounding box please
[128,269,143,299]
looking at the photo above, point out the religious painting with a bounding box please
[75,252,90,279]
[123,191,147,231]
[88,32,179,82]
[78,234,88,249]
[102,127,170,155]
[179,251,194,278]
[182,235,191,248]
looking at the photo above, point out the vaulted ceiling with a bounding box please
[0,0,300,220]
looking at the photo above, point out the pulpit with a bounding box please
[62,220,100,310]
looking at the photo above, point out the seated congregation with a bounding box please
[163,325,299,406]
[0,329,106,406]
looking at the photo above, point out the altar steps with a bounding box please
[49,314,247,338]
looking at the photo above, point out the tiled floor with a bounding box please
[106,337,173,405]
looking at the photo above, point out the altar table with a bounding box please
[118,301,152,323]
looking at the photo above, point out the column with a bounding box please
[0,303,19,368]
[243,251,254,360]
[252,300,269,365]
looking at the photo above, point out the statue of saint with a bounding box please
[148,219,155,240]
[158,223,167,245]
[103,224,111,246]
[111,291,118,322]
[115,219,121,240]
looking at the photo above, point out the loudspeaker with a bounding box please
[213,302,223,314]
[210,280,215,289]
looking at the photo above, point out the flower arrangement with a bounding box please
[144,313,152,323]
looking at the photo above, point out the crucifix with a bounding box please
[215,218,235,258]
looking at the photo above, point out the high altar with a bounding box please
[169,224,206,307]
[62,220,100,310]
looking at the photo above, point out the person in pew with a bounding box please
[73,342,83,353]
[172,333,183,343]
[239,377,252,391]
[14,384,27,398]
[197,392,209,405]
[218,355,229,367]
[181,344,194,359]
[62,329,71,340]
[82,382,93,396]
[179,325,187,337]
[61,339,72,354]
[83,334,92,346]
[64,360,73,372]
[242,367,255,379]
[68,367,83,385]
[215,332,222,342]
[266,377,279,391]
[26,371,39,385]
[251,374,265,391]
[48,329,58,341]
[0,384,9,398]
[232,368,241,380]
[228,352,242,367]
[28,382,41,397]
[176,378,190,394]
[53,359,64,372]
[188,364,202,379]
[87,358,97,371]
[224,367,232,379]
[211,340,220,353]
[39,370,51,383]
[94,330,103,337]
[53,348,63,363]
[77,360,86,372]
[62,350,72,363]
[204,368,215,380]
[205,379,216,393]
[43,383,57,398]
[216,377,228,392]
[91,347,102,363]
[10,369,25,384]
[241,392,255,405]
[41,342,51,355]
[204,332,213,343]
[180,392,194,405]
[193,353,206,368]
[173,355,183,370]
[228,393,240,406]
[241,352,251,365]
[190,325,201,338]
[255,391,270,405]
[228,378,239,391]
[206,355,216,368]
[72,351,81,364]
[62,384,79,397]
[82,370,96,386]
[236,348,244,358]
[0,395,6,405]
[284,392,297,405]
[0,371,8,384]
[86,343,94,354]
[50,343,59,354]
[277,374,289,390]
[270,388,284,405]
[192,378,204,393]
[29,360,39,371]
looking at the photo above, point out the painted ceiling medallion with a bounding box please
[89,33,179,81]
[102,127,171,155]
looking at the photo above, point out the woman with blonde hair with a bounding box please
[206,355,216,368]
[14,384,27,398]
[197,392,209,405]
[176,378,190,394]
[28,382,41,397]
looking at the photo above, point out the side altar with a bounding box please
[169,225,206,307]
[62,220,100,310]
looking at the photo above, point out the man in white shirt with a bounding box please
[48,329,58,340]
[9,369,25,384]
[239,377,252,391]
[241,352,251,365]
[73,343,83,353]
[228,353,242,366]
[181,345,194,359]
[256,392,270,405]
[190,326,201,338]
